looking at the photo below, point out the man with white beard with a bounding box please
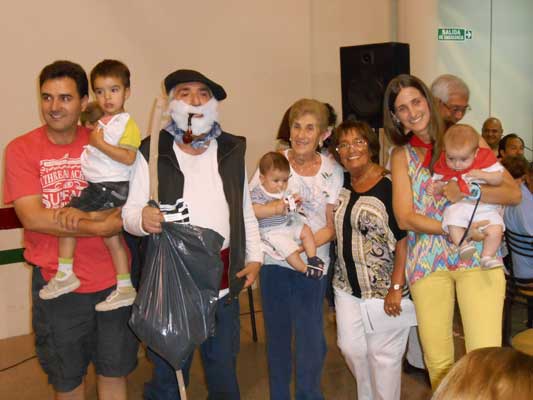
[122,69,262,399]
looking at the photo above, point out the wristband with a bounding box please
[466,183,481,201]
[389,283,402,291]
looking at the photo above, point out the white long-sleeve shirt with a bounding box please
[122,139,262,297]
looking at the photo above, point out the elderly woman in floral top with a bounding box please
[251,99,343,399]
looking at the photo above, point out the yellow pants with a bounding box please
[410,268,505,389]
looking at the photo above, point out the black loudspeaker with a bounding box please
[340,42,410,128]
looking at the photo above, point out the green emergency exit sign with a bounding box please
[438,28,473,41]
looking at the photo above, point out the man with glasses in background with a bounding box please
[431,74,471,130]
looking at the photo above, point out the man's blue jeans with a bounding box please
[260,264,327,400]
[143,295,241,400]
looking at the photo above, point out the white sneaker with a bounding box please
[95,287,137,312]
[39,273,81,300]
[480,256,504,270]
[459,242,476,260]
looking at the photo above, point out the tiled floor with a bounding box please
[0,288,528,399]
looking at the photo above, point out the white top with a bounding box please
[122,139,262,264]
[175,141,231,247]
[81,112,135,182]
[250,150,343,272]
[433,162,504,211]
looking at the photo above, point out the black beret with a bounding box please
[164,69,227,100]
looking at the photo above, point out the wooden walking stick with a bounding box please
[176,370,187,400]
[147,97,188,400]
[148,96,166,203]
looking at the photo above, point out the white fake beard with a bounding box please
[168,97,219,135]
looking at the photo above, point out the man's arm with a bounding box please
[466,169,504,186]
[443,169,520,205]
[477,137,521,204]
[236,172,263,289]
[122,152,152,236]
[13,195,122,237]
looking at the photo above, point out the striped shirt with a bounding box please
[250,185,288,230]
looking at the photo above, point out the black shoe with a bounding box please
[403,359,426,375]
[403,359,431,387]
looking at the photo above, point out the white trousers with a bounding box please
[334,288,409,400]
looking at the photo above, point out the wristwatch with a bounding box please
[390,283,401,291]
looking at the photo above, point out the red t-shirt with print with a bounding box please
[3,126,118,293]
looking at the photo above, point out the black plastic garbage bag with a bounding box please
[129,221,224,370]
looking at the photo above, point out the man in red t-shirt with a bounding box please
[3,60,137,399]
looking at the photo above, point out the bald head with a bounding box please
[481,117,503,150]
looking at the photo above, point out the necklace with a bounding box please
[288,150,320,175]
[350,163,382,192]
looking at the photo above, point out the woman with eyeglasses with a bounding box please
[252,98,343,399]
[383,74,521,390]
[331,120,410,400]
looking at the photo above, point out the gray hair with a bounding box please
[430,74,470,102]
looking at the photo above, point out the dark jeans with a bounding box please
[260,264,327,400]
[32,268,138,392]
[143,295,241,400]
[68,181,129,212]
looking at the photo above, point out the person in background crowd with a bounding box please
[499,133,525,159]
[481,117,504,157]
[501,156,533,282]
[430,74,470,131]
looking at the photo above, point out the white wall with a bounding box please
[491,0,533,150]
[310,0,393,118]
[0,0,392,339]
[398,0,532,155]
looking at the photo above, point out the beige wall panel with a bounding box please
[0,0,392,338]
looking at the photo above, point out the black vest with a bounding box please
[139,129,247,299]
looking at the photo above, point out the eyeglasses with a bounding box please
[336,138,367,152]
[442,102,471,115]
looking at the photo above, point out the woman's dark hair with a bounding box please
[500,155,530,179]
[276,107,291,143]
[382,74,444,169]
[331,120,380,164]
[322,103,338,149]
[325,103,337,128]
[39,60,88,98]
